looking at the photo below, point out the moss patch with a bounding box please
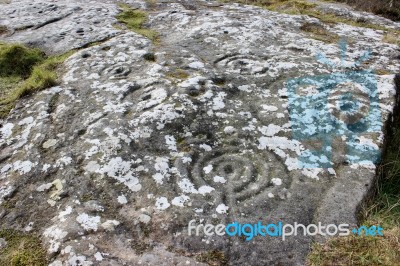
[165,69,189,80]
[0,229,48,266]
[0,43,73,118]
[196,250,228,266]
[116,4,159,44]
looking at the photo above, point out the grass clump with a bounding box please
[116,4,159,44]
[0,43,45,77]
[0,42,73,118]
[0,229,48,266]
[300,22,340,43]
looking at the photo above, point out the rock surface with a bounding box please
[0,0,399,265]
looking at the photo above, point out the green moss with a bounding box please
[116,4,159,44]
[0,46,74,118]
[0,229,48,266]
[196,250,228,266]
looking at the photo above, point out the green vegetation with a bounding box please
[327,0,400,22]
[221,0,400,41]
[116,3,159,44]
[0,43,45,77]
[0,229,48,266]
[307,75,400,265]
[307,229,400,265]
[0,43,73,118]
[300,22,340,43]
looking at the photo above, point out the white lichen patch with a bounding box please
[76,213,101,231]
[216,204,229,214]
[213,175,226,183]
[271,178,282,186]
[101,220,120,231]
[86,157,141,192]
[165,135,177,151]
[152,157,172,184]
[171,195,190,207]
[155,197,171,210]
[178,178,215,195]
[117,194,128,204]
[58,206,73,222]
[43,225,68,253]
[0,123,14,142]
[203,164,213,174]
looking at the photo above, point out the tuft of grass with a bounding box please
[0,229,48,266]
[0,43,73,118]
[0,43,45,77]
[300,22,340,43]
[116,4,159,44]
